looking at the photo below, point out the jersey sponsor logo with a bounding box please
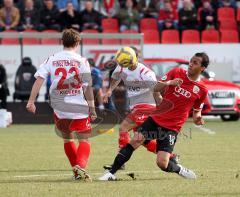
[193,85,200,94]
[128,86,140,91]
[174,86,191,98]
[161,75,167,81]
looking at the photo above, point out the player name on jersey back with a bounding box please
[35,50,92,119]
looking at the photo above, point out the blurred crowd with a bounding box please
[0,0,239,33]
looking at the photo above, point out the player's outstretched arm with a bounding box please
[26,77,44,114]
[83,85,97,121]
[192,110,205,125]
[154,78,183,92]
[103,78,121,103]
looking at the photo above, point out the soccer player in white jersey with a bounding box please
[102,47,182,170]
[26,29,96,181]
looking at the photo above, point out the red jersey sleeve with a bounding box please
[160,67,180,82]
[193,88,208,111]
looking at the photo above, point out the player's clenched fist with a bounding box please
[26,102,36,114]
[89,107,97,121]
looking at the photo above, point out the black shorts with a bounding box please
[138,117,178,153]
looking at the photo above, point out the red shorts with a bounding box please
[127,104,156,126]
[54,114,91,133]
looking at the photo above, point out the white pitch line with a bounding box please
[13,170,163,178]
[194,125,216,135]
[12,169,239,179]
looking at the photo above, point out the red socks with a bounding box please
[76,141,91,169]
[64,141,77,167]
[118,132,130,149]
[143,140,156,153]
[64,140,91,169]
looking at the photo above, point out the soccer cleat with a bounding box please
[178,164,197,179]
[103,164,125,171]
[72,165,92,182]
[98,171,116,181]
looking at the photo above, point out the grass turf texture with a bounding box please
[0,120,240,197]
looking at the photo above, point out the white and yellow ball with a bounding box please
[115,47,137,68]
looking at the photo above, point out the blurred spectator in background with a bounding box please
[88,58,105,111]
[38,0,60,31]
[117,0,140,32]
[200,0,217,30]
[0,0,20,31]
[13,57,36,101]
[191,0,218,10]
[192,0,202,9]
[179,0,198,30]
[79,0,103,32]
[60,2,80,31]
[137,0,160,18]
[218,0,237,8]
[99,0,120,18]
[56,0,79,12]
[17,0,43,11]
[18,0,40,31]
[158,0,178,31]
[0,64,9,109]
[118,0,137,8]
[45,74,51,101]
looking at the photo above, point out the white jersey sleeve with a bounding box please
[34,56,52,79]
[140,69,157,90]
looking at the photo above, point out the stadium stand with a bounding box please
[0,30,19,45]
[81,29,100,45]
[140,18,158,31]
[121,29,140,45]
[161,29,180,44]
[41,29,60,45]
[0,0,240,45]
[201,29,220,43]
[181,30,200,44]
[101,18,119,31]
[219,19,238,31]
[142,30,160,44]
[22,29,39,45]
[217,7,235,21]
[102,29,121,44]
[237,8,240,22]
[220,30,239,43]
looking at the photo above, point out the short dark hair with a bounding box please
[62,28,81,48]
[195,52,209,68]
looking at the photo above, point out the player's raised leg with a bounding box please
[99,132,145,181]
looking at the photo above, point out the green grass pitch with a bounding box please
[0,120,240,197]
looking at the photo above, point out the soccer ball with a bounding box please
[115,46,137,68]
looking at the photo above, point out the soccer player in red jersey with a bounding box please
[99,52,209,180]
[26,29,96,181]
[103,46,182,170]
